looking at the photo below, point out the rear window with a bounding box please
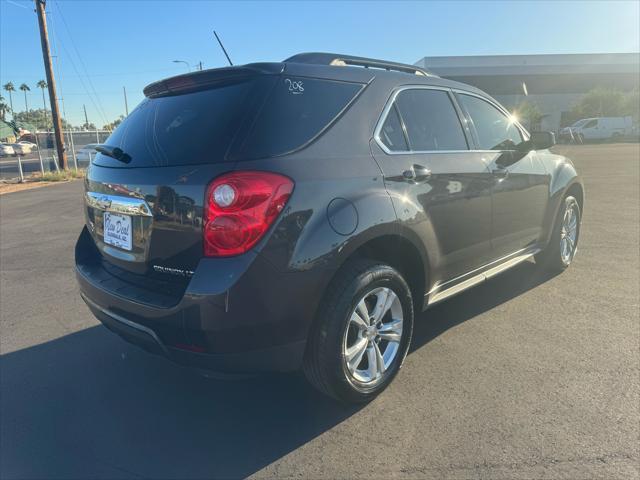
[233,77,363,160]
[94,75,363,168]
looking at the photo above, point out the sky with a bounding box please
[1,0,639,127]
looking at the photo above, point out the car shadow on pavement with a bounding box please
[412,261,558,350]
[1,261,555,479]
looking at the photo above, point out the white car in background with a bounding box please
[11,142,34,155]
[0,143,15,157]
[75,143,99,164]
[560,116,633,142]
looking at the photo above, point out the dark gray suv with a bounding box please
[76,53,583,403]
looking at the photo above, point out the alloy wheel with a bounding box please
[342,287,403,385]
[560,199,579,265]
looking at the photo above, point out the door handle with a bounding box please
[491,166,509,179]
[403,164,432,182]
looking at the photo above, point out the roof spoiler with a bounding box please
[284,52,437,77]
[143,63,284,98]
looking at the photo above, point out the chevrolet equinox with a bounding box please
[76,53,584,403]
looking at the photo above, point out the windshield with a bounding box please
[571,119,589,127]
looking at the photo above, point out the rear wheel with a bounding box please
[303,260,414,403]
[536,195,581,272]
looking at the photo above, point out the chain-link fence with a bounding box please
[0,130,111,181]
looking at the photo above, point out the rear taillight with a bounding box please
[204,171,294,257]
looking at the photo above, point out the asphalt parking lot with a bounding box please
[1,144,638,479]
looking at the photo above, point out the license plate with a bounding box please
[103,212,132,251]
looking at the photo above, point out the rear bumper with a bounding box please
[81,292,306,372]
[76,227,328,373]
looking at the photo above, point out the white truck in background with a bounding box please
[560,116,635,142]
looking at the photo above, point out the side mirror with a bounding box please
[530,131,556,150]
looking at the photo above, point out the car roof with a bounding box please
[284,52,436,77]
[284,52,489,98]
[145,52,489,100]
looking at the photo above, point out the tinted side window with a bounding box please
[457,94,523,150]
[394,89,468,151]
[379,106,408,151]
[584,119,597,128]
[236,77,363,159]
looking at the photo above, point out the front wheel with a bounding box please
[536,195,581,272]
[303,260,414,403]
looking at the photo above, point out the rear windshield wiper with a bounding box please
[95,144,132,164]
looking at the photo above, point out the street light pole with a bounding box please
[123,86,129,116]
[172,60,191,72]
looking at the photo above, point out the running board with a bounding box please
[427,248,540,306]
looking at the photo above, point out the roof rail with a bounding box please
[284,52,437,77]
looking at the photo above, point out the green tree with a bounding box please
[12,108,73,131]
[622,89,639,120]
[3,81,15,114]
[36,80,48,124]
[571,88,626,118]
[0,95,8,121]
[103,115,125,131]
[19,83,31,118]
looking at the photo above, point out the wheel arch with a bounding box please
[541,160,584,247]
[332,232,430,312]
[565,182,584,213]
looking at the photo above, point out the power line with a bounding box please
[0,68,182,81]
[46,3,109,126]
[51,0,110,125]
[52,0,109,124]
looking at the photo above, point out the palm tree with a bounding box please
[0,95,8,121]
[37,80,48,127]
[19,83,31,118]
[3,82,15,114]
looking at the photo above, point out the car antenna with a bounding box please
[213,30,233,66]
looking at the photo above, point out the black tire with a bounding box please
[303,259,414,403]
[536,195,581,272]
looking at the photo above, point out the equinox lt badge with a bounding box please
[153,265,194,277]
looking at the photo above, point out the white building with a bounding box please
[415,53,639,132]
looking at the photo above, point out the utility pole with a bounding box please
[83,104,89,129]
[198,61,203,71]
[123,86,129,116]
[35,0,66,169]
